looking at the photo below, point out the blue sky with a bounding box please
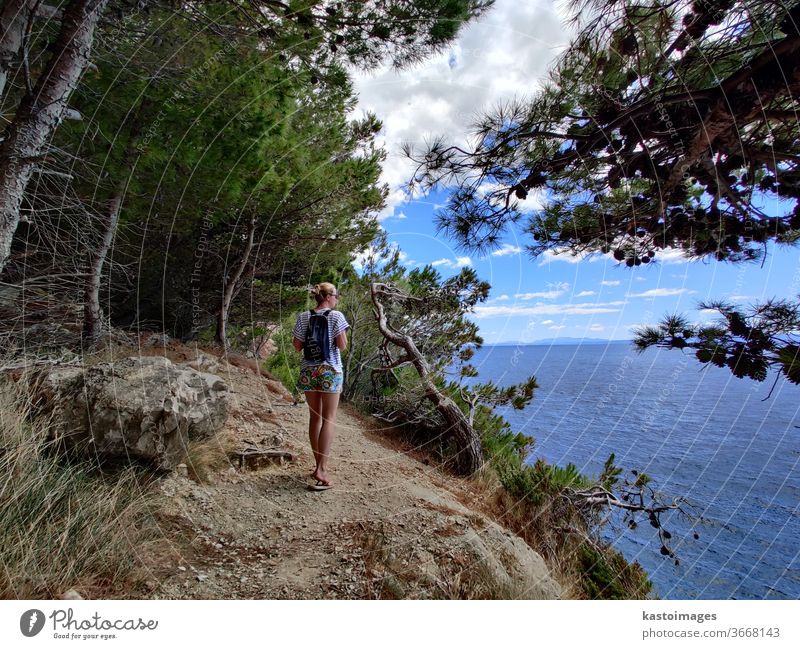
[370,189,800,343]
[350,0,800,344]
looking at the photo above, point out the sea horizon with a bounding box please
[482,338,633,347]
[462,342,800,599]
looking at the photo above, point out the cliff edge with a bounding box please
[92,337,563,600]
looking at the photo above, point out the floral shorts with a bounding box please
[297,364,344,393]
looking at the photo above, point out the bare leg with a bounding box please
[306,391,323,473]
[315,391,341,485]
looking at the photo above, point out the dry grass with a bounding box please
[456,466,652,599]
[433,559,543,600]
[0,377,166,599]
[81,337,210,367]
[450,467,587,598]
[184,434,233,484]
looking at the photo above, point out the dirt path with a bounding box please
[136,348,561,600]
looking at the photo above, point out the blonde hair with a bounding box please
[310,282,337,305]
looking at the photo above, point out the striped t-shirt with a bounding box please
[293,309,350,372]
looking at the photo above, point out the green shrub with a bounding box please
[264,320,301,395]
[484,429,653,600]
[577,544,652,600]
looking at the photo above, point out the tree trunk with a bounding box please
[0,0,61,99]
[0,0,108,276]
[370,282,483,476]
[215,216,256,348]
[83,187,122,340]
[0,0,28,101]
[0,1,65,100]
[83,96,148,340]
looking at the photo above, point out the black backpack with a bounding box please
[303,309,333,363]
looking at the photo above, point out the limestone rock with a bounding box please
[31,356,230,470]
[254,337,276,359]
[61,589,83,600]
[452,519,562,599]
[184,352,223,375]
[258,431,285,448]
[144,332,171,347]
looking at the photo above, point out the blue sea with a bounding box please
[463,342,800,599]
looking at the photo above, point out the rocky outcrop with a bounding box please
[397,486,561,599]
[452,521,562,598]
[30,356,230,469]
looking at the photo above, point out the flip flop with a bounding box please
[308,480,333,491]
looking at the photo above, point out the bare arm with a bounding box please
[335,331,347,351]
[292,337,304,352]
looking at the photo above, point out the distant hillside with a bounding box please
[489,338,632,347]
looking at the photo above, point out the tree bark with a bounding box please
[215,215,256,348]
[83,185,122,340]
[0,0,28,101]
[83,96,148,340]
[370,282,483,476]
[0,0,108,276]
[0,0,60,100]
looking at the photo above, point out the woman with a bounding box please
[292,282,349,490]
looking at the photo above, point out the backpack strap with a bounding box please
[304,309,332,340]
[304,309,314,341]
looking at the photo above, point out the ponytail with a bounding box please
[310,281,337,305]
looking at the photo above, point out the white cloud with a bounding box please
[655,248,692,264]
[491,243,523,257]
[601,280,621,286]
[537,244,693,268]
[351,251,368,271]
[628,288,688,298]
[589,324,604,332]
[576,290,595,297]
[549,325,566,330]
[515,290,565,300]
[484,294,509,305]
[376,188,410,222]
[478,181,546,214]
[537,247,604,266]
[513,282,570,300]
[473,300,626,318]
[430,256,472,269]
[541,319,554,325]
[351,241,407,270]
[635,276,646,281]
[353,1,573,217]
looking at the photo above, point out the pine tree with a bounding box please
[406,0,800,385]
